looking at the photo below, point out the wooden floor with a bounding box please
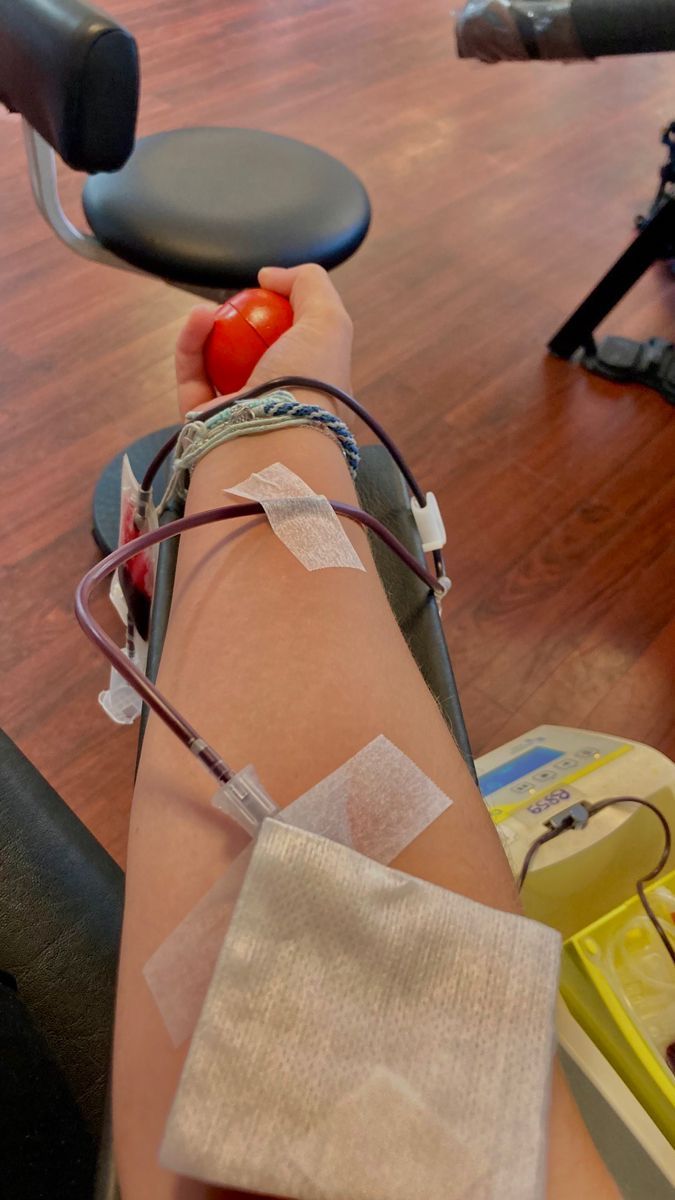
[1,0,674,864]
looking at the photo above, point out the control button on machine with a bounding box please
[511,782,533,795]
[533,769,557,783]
[558,757,578,771]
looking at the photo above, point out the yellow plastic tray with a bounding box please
[561,869,675,1145]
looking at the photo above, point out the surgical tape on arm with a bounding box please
[225,462,365,571]
[143,736,453,1046]
[161,820,561,1200]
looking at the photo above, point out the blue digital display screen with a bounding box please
[478,747,563,798]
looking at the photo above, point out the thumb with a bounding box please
[258,264,346,324]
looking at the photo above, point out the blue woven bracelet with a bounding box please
[261,395,360,476]
[204,390,360,478]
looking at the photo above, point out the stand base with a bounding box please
[548,194,675,362]
[579,336,675,406]
[92,425,181,556]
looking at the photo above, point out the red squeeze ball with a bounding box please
[204,288,293,395]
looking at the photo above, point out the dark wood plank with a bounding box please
[584,618,675,750]
[1,2,674,863]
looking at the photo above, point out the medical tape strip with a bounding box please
[143,735,453,1046]
[288,1069,491,1200]
[225,462,365,572]
[143,849,253,1050]
[276,733,452,864]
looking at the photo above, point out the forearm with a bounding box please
[113,425,618,1199]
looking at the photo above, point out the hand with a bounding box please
[175,264,353,419]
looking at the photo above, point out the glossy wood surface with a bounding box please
[1,0,673,862]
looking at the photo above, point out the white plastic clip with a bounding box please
[410,492,446,552]
[212,765,279,838]
[99,663,142,725]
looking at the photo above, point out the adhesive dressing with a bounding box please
[143,736,453,1045]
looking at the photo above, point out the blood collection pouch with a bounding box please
[109,454,157,641]
[100,456,157,723]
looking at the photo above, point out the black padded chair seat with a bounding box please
[82,127,371,288]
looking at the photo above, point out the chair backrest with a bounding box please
[0,0,139,172]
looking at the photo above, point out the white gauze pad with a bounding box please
[225,462,365,571]
[143,736,453,1046]
[161,820,561,1200]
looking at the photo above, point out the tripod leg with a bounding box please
[548,196,674,360]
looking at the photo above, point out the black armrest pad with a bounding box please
[357,447,474,776]
[0,729,123,1134]
[0,981,98,1198]
[0,0,138,171]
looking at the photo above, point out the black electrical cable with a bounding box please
[518,797,675,968]
[517,824,567,891]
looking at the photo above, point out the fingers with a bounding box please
[177,269,351,420]
[175,305,216,417]
[258,264,350,328]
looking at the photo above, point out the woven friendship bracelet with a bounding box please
[159,391,359,513]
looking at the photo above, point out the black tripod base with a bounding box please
[578,335,675,405]
[548,194,675,363]
[92,425,181,556]
[547,187,675,406]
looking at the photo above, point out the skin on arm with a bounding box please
[113,266,620,1200]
